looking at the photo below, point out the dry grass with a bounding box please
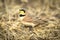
[0,0,60,40]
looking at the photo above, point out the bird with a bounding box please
[19,8,36,27]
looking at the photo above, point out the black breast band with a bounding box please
[19,14,25,17]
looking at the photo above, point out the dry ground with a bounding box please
[0,0,60,40]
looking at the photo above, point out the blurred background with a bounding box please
[0,0,60,40]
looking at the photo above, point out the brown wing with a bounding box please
[22,15,33,23]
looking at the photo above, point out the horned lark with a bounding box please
[19,8,36,27]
